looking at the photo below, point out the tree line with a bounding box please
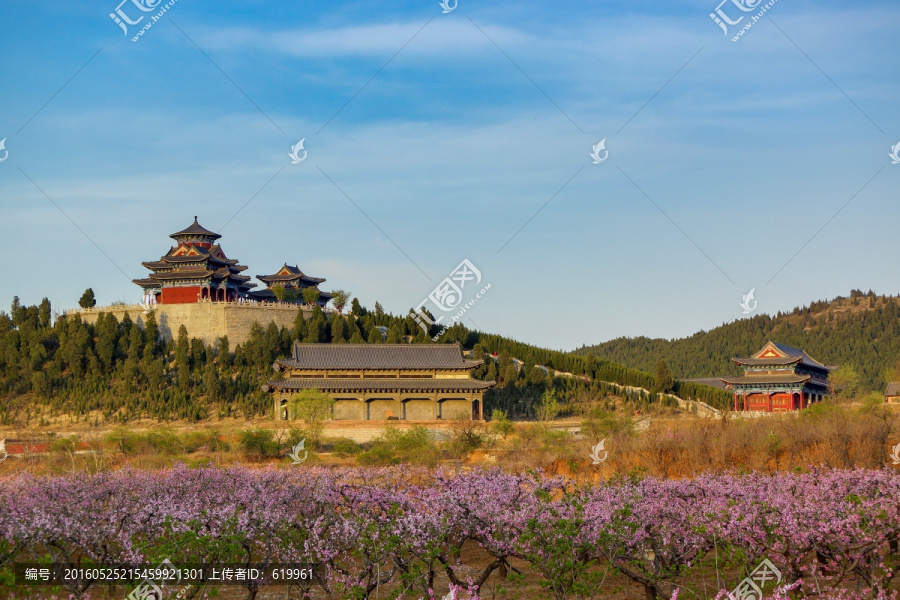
[0,291,729,426]
[576,291,900,395]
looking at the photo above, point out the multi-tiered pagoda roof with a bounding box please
[723,341,833,412]
[248,264,332,306]
[133,217,255,304]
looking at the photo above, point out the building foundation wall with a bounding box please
[66,303,313,347]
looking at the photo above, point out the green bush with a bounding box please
[239,429,279,459]
[104,430,139,455]
[183,430,230,453]
[331,438,362,457]
[489,409,515,439]
[356,426,437,465]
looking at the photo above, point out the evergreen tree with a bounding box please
[654,359,674,395]
[38,298,51,329]
[331,314,346,343]
[78,288,97,309]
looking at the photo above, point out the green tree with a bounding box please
[831,364,860,400]
[330,289,351,314]
[536,388,559,423]
[78,288,96,309]
[367,326,384,344]
[330,314,346,343]
[272,284,287,303]
[289,389,335,447]
[653,359,674,396]
[302,287,321,307]
[38,298,51,329]
[489,409,514,438]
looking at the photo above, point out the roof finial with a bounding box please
[194,215,198,222]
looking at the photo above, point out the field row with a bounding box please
[2,466,899,599]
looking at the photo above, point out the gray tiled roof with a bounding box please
[732,341,830,371]
[266,377,495,392]
[277,342,483,370]
[886,382,900,396]
[722,373,810,385]
[169,217,221,240]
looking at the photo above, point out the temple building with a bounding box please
[133,217,255,304]
[723,342,832,412]
[264,342,495,421]
[248,264,332,307]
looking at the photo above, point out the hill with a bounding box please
[575,290,900,394]
[0,294,731,427]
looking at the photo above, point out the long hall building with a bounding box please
[265,343,495,421]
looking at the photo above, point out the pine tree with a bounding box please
[78,288,96,309]
[38,298,51,329]
[653,359,674,395]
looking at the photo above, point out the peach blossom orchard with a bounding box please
[2,466,900,600]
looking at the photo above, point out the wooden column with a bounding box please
[733,392,738,412]
[767,392,773,413]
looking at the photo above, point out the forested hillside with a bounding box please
[576,290,900,394]
[0,293,731,427]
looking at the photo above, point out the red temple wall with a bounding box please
[160,286,202,304]
[743,392,799,412]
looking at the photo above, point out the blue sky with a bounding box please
[1,0,898,350]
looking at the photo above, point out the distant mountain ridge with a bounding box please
[575,291,900,393]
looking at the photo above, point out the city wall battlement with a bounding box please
[65,302,317,346]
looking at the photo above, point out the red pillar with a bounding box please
[767,393,772,413]
[800,391,805,410]
[733,392,738,411]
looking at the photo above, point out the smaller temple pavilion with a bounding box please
[265,342,495,421]
[133,217,255,304]
[248,264,332,307]
[723,341,832,412]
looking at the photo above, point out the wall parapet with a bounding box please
[64,302,324,346]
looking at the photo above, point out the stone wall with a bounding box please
[65,302,313,346]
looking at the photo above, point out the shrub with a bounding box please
[489,409,515,439]
[239,429,279,459]
[289,390,335,447]
[357,426,437,466]
[331,438,362,457]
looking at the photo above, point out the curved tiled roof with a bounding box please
[277,342,483,370]
[722,374,829,388]
[169,217,221,240]
[265,377,494,393]
[732,341,830,371]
